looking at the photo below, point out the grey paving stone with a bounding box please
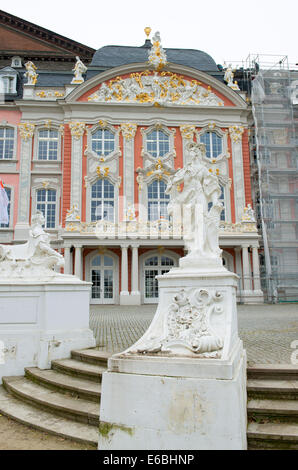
[89,304,298,365]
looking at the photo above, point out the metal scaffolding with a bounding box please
[249,56,298,302]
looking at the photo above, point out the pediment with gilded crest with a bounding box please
[85,70,224,107]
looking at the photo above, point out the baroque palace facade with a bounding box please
[0,12,264,305]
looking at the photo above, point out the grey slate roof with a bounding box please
[90,45,219,72]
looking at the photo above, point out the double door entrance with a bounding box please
[91,255,115,304]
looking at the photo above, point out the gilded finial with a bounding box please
[144,27,152,39]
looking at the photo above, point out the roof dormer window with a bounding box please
[0,67,18,95]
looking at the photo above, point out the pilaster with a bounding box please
[229,126,245,222]
[14,123,35,240]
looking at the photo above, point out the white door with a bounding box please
[91,255,115,304]
[143,254,176,304]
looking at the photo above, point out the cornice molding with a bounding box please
[0,9,95,57]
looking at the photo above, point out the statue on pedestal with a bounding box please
[166,142,223,264]
[71,56,87,84]
[224,63,240,91]
[24,61,38,85]
[0,211,64,278]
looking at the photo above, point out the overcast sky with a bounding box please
[3,0,298,68]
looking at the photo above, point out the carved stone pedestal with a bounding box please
[98,266,247,450]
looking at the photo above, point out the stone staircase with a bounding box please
[247,365,298,450]
[0,352,297,449]
[0,349,110,448]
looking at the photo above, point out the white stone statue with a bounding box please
[24,61,38,85]
[71,56,87,84]
[0,211,64,278]
[148,31,168,71]
[166,142,224,265]
[125,204,137,222]
[241,204,256,223]
[224,63,240,91]
[66,204,81,222]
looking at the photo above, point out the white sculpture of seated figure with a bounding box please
[0,211,64,278]
[166,141,224,270]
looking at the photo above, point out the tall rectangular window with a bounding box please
[38,129,59,161]
[36,189,57,228]
[0,127,14,160]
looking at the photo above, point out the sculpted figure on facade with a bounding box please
[71,56,88,84]
[66,204,81,222]
[224,63,240,91]
[166,142,223,261]
[148,31,168,71]
[24,61,38,85]
[242,204,256,223]
[88,72,224,107]
[0,211,64,278]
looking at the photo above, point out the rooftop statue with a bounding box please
[166,142,224,266]
[24,61,38,86]
[71,56,87,84]
[0,211,64,278]
[224,63,240,91]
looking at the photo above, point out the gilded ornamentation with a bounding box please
[180,125,196,140]
[229,126,244,143]
[36,90,65,99]
[66,204,81,222]
[148,31,167,71]
[121,123,137,141]
[146,159,171,180]
[98,120,108,129]
[87,72,224,107]
[18,123,35,141]
[69,122,86,140]
[96,166,110,178]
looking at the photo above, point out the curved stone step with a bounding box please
[247,422,298,450]
[25,367,101,402]
[248,365,298,381]
[248,398,298,421]
[2,376,100,426]
[52,359,106,383]
[0,385,98,447]
[247,379,298,400]
[71,349,111,366]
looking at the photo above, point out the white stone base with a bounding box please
[98,265,247,450]
[120,291,130,305]
[98,341,247,450]
[0,276,96,383]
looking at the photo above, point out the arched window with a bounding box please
[36,189,57,228]
[144,254,176,302]
[92,129,115,157]
[147,180,170,221]
[0,186,11,228]
[91,179,115,222]
[38,129,59,160]
[146,130,169,158]
[0,127,14,160]
[200,131,222,159]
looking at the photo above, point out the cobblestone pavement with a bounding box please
[90,303,298,365]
